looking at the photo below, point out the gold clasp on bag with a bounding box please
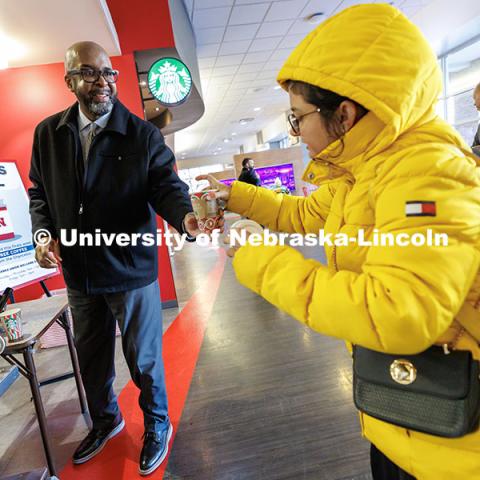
[390,359,417,385]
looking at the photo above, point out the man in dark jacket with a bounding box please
[238,157,261,186]
[29,41,198,476]
[472,82,480,157]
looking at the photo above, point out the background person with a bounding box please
[200,4,480,479]
[237,157,261,186]
[29,41,198,476]
[472,82,480,156]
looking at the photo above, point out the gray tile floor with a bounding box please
[0,231,372,479]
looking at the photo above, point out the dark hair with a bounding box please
[242,157,252,168]
[286,80,368,156]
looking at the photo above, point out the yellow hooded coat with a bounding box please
[227,4,480,479]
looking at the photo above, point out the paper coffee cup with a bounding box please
[191,190,224,233]
[227,219,264,248]
[230,219,264,235]
[0,308,23,342]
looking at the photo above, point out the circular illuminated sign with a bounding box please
[147,57,192,106]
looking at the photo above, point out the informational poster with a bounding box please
[0,161,56,291]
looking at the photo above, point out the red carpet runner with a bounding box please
[60,249,226,479]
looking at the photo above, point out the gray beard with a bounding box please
[87,95,116,117]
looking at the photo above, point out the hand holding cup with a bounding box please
[190,189,225,234]
[195,175,231,203]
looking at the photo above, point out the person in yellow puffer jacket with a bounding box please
[198,4,480,479]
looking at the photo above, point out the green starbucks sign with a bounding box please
[147,57,192,106]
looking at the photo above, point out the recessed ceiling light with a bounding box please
[304,12,324,24]
[253,107,261,112]
[214,152,218,156]
[223,138,230,143]
[231,132,237,136]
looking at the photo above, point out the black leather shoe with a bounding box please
[139,423,173,476]
[72,417,125,464]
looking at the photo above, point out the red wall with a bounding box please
[106,0,175,53]
[0,54,177,304]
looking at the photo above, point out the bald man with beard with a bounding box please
[28,42,199,475]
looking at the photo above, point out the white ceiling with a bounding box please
[176,0,431,160]
[0,0,120,68]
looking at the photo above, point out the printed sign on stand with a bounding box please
[0,161,57,291]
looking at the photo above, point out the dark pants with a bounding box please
[371,444,416,480]
[67,280,168,434]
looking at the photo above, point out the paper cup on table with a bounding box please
[228,219,264,248]
[190,190,224,233]
[0,308,23,342]
[230,219,264,235]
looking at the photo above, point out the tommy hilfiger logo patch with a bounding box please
[405,201,436,217]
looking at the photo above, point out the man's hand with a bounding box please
[35,239,62,269]
[183,212,201,238]
[183,212,225,237]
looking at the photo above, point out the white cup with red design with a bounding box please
[0,308,23,342]
[229,219,264,236]
[190,190,224,234]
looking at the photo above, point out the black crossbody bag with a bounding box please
[353,344,480,438]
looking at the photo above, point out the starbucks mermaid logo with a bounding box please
[148,58,192,106]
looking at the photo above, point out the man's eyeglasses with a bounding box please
[287,108,321,135]
[67,68,119,84]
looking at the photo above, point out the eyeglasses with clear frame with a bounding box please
[67,68,119,84]
[287,108,321,135]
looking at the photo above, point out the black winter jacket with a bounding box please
[238,167,261,186]
[29,101,192,294]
